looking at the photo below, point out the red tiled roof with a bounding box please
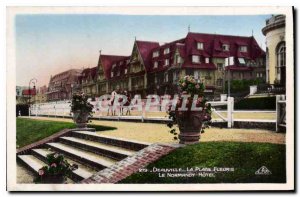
[96,32,265,77]
[135,40,160,72]
[98,55,128,80]
[144,32,264,73]
[185,32,265,59]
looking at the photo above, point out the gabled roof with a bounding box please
[96,32,265,78]
[135,40,160,71]
[98,54,128,80]
[185,32,265,59]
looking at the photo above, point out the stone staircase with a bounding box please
[17,130,151,183]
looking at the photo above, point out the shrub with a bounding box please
[235,96,276,110]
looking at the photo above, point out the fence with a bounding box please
[29,97,236,128]
[276,95,286,132]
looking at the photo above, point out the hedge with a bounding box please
[235,96,276,110]
[225,79,265,93]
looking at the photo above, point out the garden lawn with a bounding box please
[16,118,116,148]
[121,142,286,183]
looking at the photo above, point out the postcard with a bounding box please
[6,6,294,191]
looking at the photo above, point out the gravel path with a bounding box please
[24,117,285,144]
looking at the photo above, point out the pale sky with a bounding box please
[16,14,271,87]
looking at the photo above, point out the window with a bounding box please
[175,55,182,64]
[217,78,223,86]
[126,59,130,64]
[165,73,169,82]
[111,72,114,78]
[222,44,230,51]
[154,61,158,68]
[197,42,204,50]
[165,59,169,66]
[125,69,127,74]
[239,72,244,79]
[205,58,209,64]
[277,43,286,67]
[217,63,223,71]
[173,72,177,82]
[192,55,200,63]
[153,51,159,58]
[276,43,286,82]
[112,63,116,68]
[194,71,200,80]
[186,69,193,76]
[164,48,170,54]
[240,46,248,52]
[238,58,246,65]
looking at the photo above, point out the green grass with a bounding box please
[121,142,286,183]
[16,118,116,148]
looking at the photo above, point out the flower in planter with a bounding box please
[38,169,44,176]
[70,92,94,127]
[34,153,78,184]
[167,75,212,143]
[51,163,57,168]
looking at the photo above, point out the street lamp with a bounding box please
[71,84,74,99]
[28,78,37,105]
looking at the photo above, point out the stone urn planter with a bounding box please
[167,75,212,144]
[70,92,93,129]
[176,111,205,144]
[73,110,90,128]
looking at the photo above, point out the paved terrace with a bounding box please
[23,117,285,145]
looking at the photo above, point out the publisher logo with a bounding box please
[255,166,272,175]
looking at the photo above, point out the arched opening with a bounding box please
[276,42,286,86]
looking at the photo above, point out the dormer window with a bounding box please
[240,46,248,52]
[205,58,209,64]
[164,48,170,55]
[192,55,200,63]
[154,61,158,68]
[165,59,169,66]
[222,44,230,51]
[197,42,204,50]
[153,51,159,58]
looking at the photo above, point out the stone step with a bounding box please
[18,155,46,173]
[32,148,94,182]
[59,136,135,161]
[46,142,116,171]
[71,130,151,151]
